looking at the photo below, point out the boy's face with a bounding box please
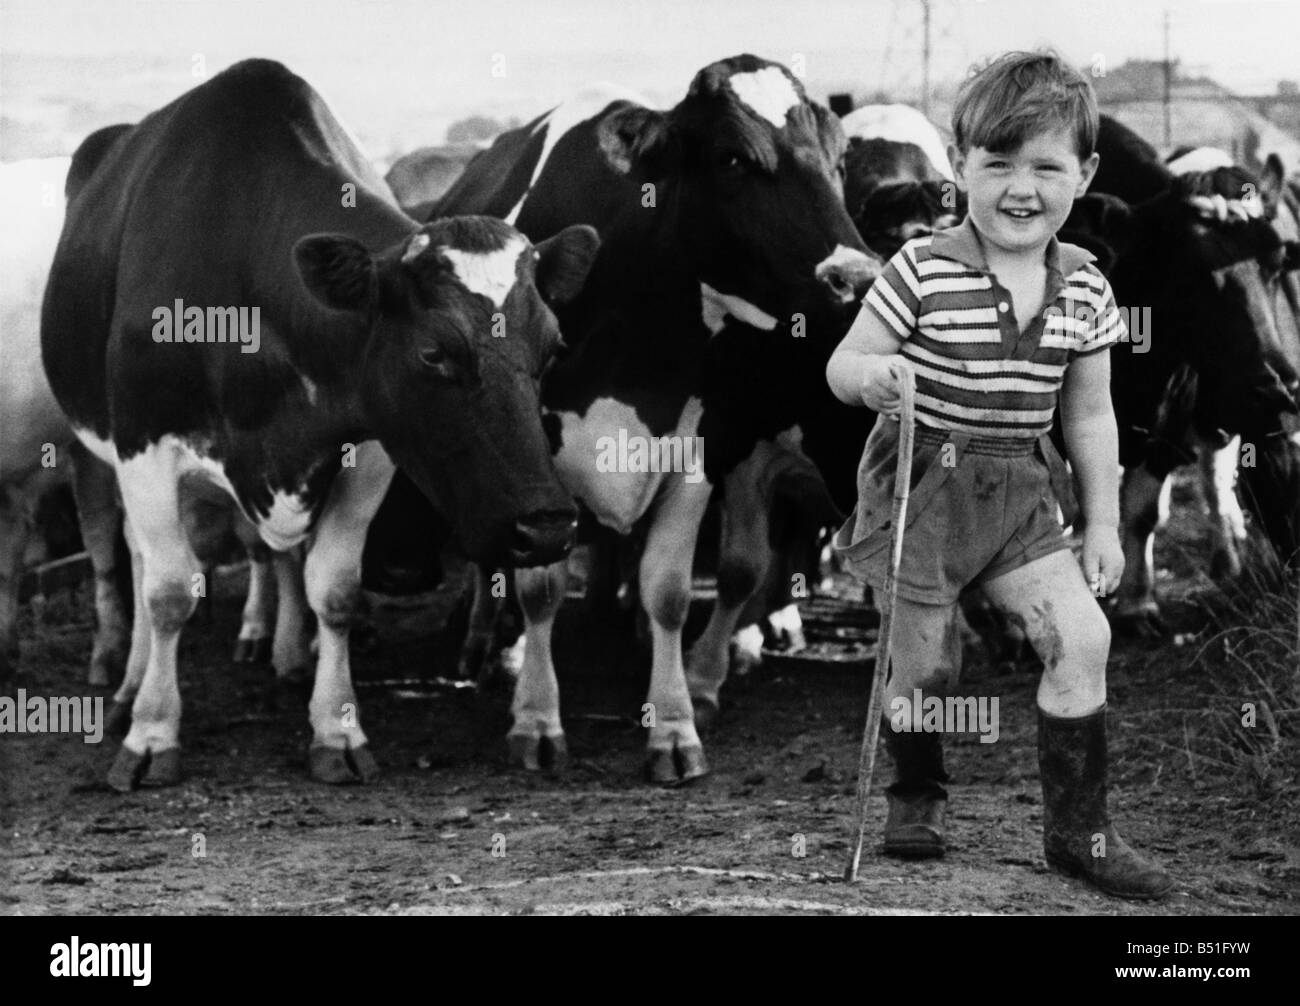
[948,125,1099,259]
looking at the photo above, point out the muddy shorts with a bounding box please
[832,417,1074,605]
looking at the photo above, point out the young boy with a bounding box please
[826,51,1172,900]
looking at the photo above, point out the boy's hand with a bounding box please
[1080,523,1125,598]
[859,354,911,416]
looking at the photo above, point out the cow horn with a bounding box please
[402,232,431,264]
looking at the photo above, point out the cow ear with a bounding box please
[534,225,600,306]
[1261,153,1286,203]
[294,234,376,312]
[1284,240,1300,274]
[596,104,672,176]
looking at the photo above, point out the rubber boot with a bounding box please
[882,717,948,858]
[1038,705,1173,900]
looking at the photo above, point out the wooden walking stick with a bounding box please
[846,359,916,882]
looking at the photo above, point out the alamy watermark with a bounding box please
[151,299,260,353]
[50,938,151,986]
[595,429,705,484]
[890,687,999,744]
[1045,303,1151,354]
[0,689,104,743]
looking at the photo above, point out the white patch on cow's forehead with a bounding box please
[727,67,800,129]
[440,235,527,308]
[841,104,954,181]
[699,283,779,336]
[1167,147,1235,176]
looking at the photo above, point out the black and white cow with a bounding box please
[841,103,961,260]
[1062,116,1300,634]
[709,104,968,677]
[1,155,131,688]
[41,59,597,789]
[709,104,966,675]
[404,56,877,781]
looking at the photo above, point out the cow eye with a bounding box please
[419,345,453,377]
[717,150,748,173]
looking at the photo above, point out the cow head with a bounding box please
[594,54,878,339]
[1115,171,1300,566]
[294,216,599,566]
[844,137,963,259]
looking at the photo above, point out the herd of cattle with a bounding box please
[3,54,1299,790]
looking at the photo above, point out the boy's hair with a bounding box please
[952,51,1099,159]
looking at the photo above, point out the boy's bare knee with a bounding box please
[1069,604,1111,667]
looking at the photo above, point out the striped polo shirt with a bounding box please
[862,214,1126,438]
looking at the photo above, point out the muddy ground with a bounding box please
[3,481,1298,916]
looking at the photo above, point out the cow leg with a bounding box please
[108,447,201,791]
[106,513,149,737]
[460,564,506,684]
[1114,465,1168,637]
[752,497,818,652]
[271,545,311,687]
[302,442,394,784]
[685,470,769,728]
[0,482,32,681]
[68,442,129,687]
[643,477,712,783]
[509,561,567,770]
[232,524,275,665]
[1199,435,1246,579]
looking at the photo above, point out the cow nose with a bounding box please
[815,244,880,304]
[511,510,578,566]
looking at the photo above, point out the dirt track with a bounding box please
[3,488,1299,916]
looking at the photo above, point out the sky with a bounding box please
[2,0,1298,158]
[2,0,1297,89]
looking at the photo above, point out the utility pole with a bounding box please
[1162,9,1172,148]
[921,0,932,119]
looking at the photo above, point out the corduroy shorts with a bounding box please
[832,416,1073,605]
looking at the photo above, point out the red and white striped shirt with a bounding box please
[861,214,1126,438]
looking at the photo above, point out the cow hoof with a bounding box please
[105,700,133,738]
[142,747,181,787]
[645,744,709,786]
[107,747,146,792]
[457,636,490,682]
[233,637,272,664]
[309,743,378,784]
[692,697,720,733]
[107,745,180,792]
[349,744,380,782]
[507,732,568,773]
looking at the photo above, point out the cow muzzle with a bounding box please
[815,245,880,304]
[511,508,579,567]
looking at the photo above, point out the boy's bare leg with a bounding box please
[877,598,962,858]
[982,550,1173,899]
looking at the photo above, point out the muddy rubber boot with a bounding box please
[882,718,948,858]
[1038,705,1173,900]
